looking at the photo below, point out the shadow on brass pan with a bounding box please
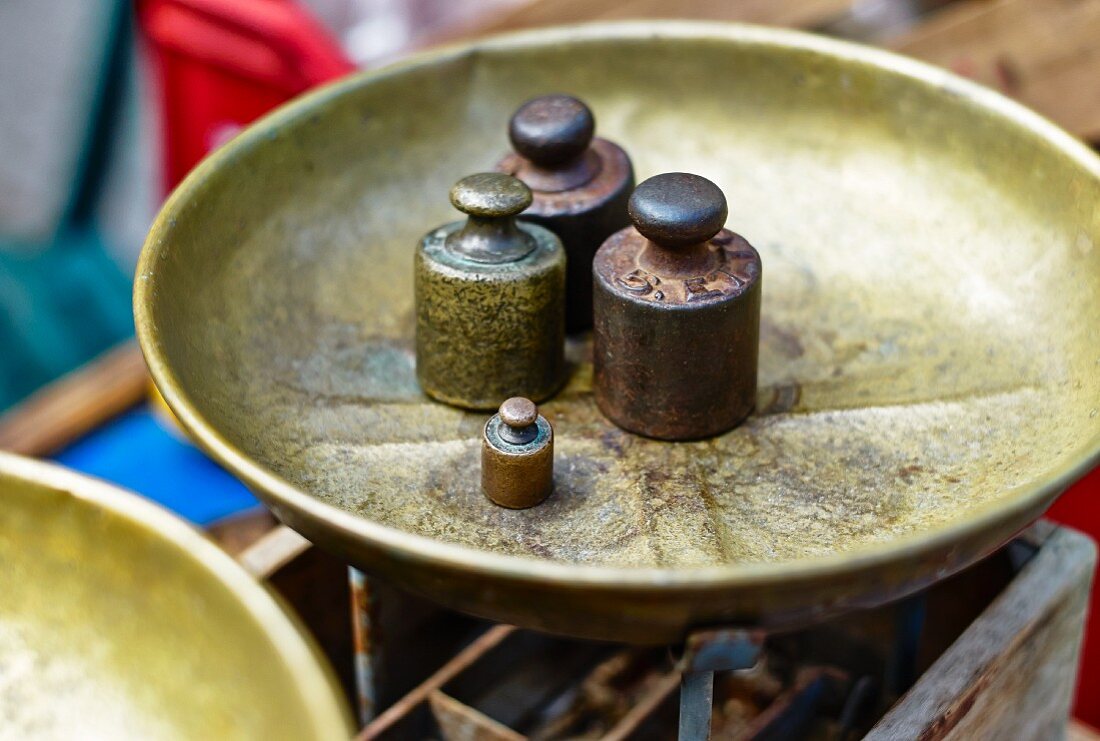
[135,22,1100,644]
[0,452,352,739]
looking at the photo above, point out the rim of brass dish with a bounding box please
[134,21,1100,632]
[0,451,353,737]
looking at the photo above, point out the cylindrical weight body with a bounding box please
[415,220,565,410]
[593,229,762,440]
[481,403,554,508]
[501,137,633,332]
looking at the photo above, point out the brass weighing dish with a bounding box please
[0,452,352,739]
[135,22,1100,644]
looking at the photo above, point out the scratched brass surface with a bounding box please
[0,453,352,739]
[135,22,1100,643]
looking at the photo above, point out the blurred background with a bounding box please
[1,0,1098,727]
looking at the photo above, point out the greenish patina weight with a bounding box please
[415,173,566,410]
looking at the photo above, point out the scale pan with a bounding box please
[0,453,351,738]
[136,22,1100,643]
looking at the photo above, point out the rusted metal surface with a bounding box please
[359,625,516,740]
[737,666,851,739]
[600,670,682,741]
[498,94,634,332]
[431,690,527,741]
[593,173,762,440]
[135,22,1100,643]
[416,173,566,410]
[351,567,379,725]
[482,398,555,509]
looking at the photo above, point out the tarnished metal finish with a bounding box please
[679,671,716,741]
[134,23,1100,643]
[482,397,555,508]
[416,173,566,409]
[0,452,352,739]
[498,94,634,333]
[509,95,596,171]
[677,628,765,741]
[594,173,762,440]
[679,628,765,673]
[350,567,378,726]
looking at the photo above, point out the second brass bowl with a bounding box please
[0,452,351,738]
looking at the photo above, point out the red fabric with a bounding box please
[137,0,355,189]
[1048,464,1100,725]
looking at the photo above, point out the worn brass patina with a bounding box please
[482,397,555,508]
[594,172,762,440]
[416,172,566,409]
[135,23,1100,644]
[498,94,635,332]
[0,452,351,738]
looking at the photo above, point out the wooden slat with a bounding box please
[236,524,312,580]
[429,690,526,741]
[423,0,856,49]
[206,508,278,556]
[486,0,855,29]
[600,670,681,741]
[889,0,1100,141]
[868,527,1096,739]
[0,341,149,456]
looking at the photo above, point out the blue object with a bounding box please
[54,406,259,526]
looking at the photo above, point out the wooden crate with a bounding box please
[242,523,1095,739]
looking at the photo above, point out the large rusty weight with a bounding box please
[134,23,1100,643]
[593,172,762,440]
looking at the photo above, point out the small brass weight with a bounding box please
[481,397,554,508]
[415,173,566,410]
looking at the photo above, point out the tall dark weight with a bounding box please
[593,173,762,440]
[498,94,634,333]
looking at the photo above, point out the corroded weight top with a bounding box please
[593,173,762,439]
[498,94,634,333]
[415,173,566,410]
